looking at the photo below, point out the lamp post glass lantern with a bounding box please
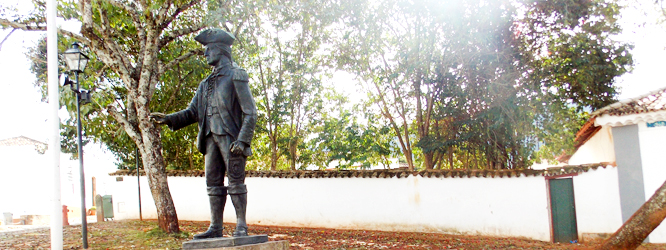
[64,42,90,249]
[64,43,89,72]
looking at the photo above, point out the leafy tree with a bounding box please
[26,34,205,170]
[337,0,632,170]
[308,92,397,169]
[0,0,229,233]
[226,0,341,170]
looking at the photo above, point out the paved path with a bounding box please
[0,225,49,236]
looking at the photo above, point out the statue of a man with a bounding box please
[151,28,257,239]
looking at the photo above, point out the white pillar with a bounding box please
[47,0,62,248]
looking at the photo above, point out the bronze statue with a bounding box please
[151,28,257,239]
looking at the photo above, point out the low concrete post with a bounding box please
[95,195,104,222]
[63,205,69,226]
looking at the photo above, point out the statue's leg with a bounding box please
[193,187,226,239]
[228,183,247,237]
[194,135,227,239]
[214,134,249,237]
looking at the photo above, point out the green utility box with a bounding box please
[102,195,114,219]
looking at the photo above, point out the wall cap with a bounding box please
[109,163,615,179]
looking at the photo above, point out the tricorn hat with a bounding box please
[195,28,236,46]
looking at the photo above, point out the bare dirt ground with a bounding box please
[2,220,666,249]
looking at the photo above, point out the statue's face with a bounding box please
[204,45,223,66]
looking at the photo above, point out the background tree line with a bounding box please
[2,0,632,233]
[44,0,629,172]
[170,0,629,171]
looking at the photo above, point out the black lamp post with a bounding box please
[63,42,90,249]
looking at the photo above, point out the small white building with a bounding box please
[0,136,51,220]
[568,86,666,242]
[0,136,116,225]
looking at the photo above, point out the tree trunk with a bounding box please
[402,146,414,170]
[423,151,435,170]
[268,134,279,171]
[597,179,666,249]
[140,125,179,233]
[448,149,454,169]
[289,139,297,170]
[270,135,278,170]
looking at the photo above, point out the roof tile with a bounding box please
[109,164,612,179]
[592,87,666,117]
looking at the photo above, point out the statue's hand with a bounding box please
[230,141,247,155]
[150,112,169,125]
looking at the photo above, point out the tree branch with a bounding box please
[155,0,174,28]
[163,68,193,110]
[0,19,45,31]
[151,48,201,99]
[97,4,133,70]
[158,48,202,76]
[159,0,201,30]
[107,0,143,32]
[139,0,149,10]
[0,28,16,51]
[158,24,205,50]
[78,0,122,76]
[0,18,90,44]
[108,105,142,144]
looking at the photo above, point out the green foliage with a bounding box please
[337,0,632,169]
[16,0,633,172]
[25,34,205,169]
[224,0,349,170]
[21,1,208,169]
[308,94,398,169]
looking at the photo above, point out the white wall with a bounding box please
[569,126,615,165]
[0,143,117,224]
[638,121,666,242]
[0,145,51,215]
[110,166,642,242]
[572,166,623,236]
[111,173,559,241]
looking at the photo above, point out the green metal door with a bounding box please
[549,178,578,243]
[102,195,114,219]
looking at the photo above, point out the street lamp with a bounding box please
[62,42,90,249]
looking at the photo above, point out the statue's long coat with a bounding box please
[166,66,256,156]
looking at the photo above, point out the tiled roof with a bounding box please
[0,136,46,147]
[574,117,601,149]
[574,87,666,148]
[591,86,666,117]
[109,163,612,179]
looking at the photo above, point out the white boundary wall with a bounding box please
[107,166,636,242]
[638,121,666,242]
[572,166,623,236]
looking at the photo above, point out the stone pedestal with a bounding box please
[185,240,289,250]
[183,235,287,250]
[95,195,104,222]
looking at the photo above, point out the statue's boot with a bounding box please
[194,194,226,239]
[230,193,248,237]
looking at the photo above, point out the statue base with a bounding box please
[183,235,283,249]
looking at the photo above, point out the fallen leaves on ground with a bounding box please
[2,220,666,249]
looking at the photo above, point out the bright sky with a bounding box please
[614,2,666,99]
[0,1,664,155]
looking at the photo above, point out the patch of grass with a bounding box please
[144,227,191,239]
[78,221,190,249]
